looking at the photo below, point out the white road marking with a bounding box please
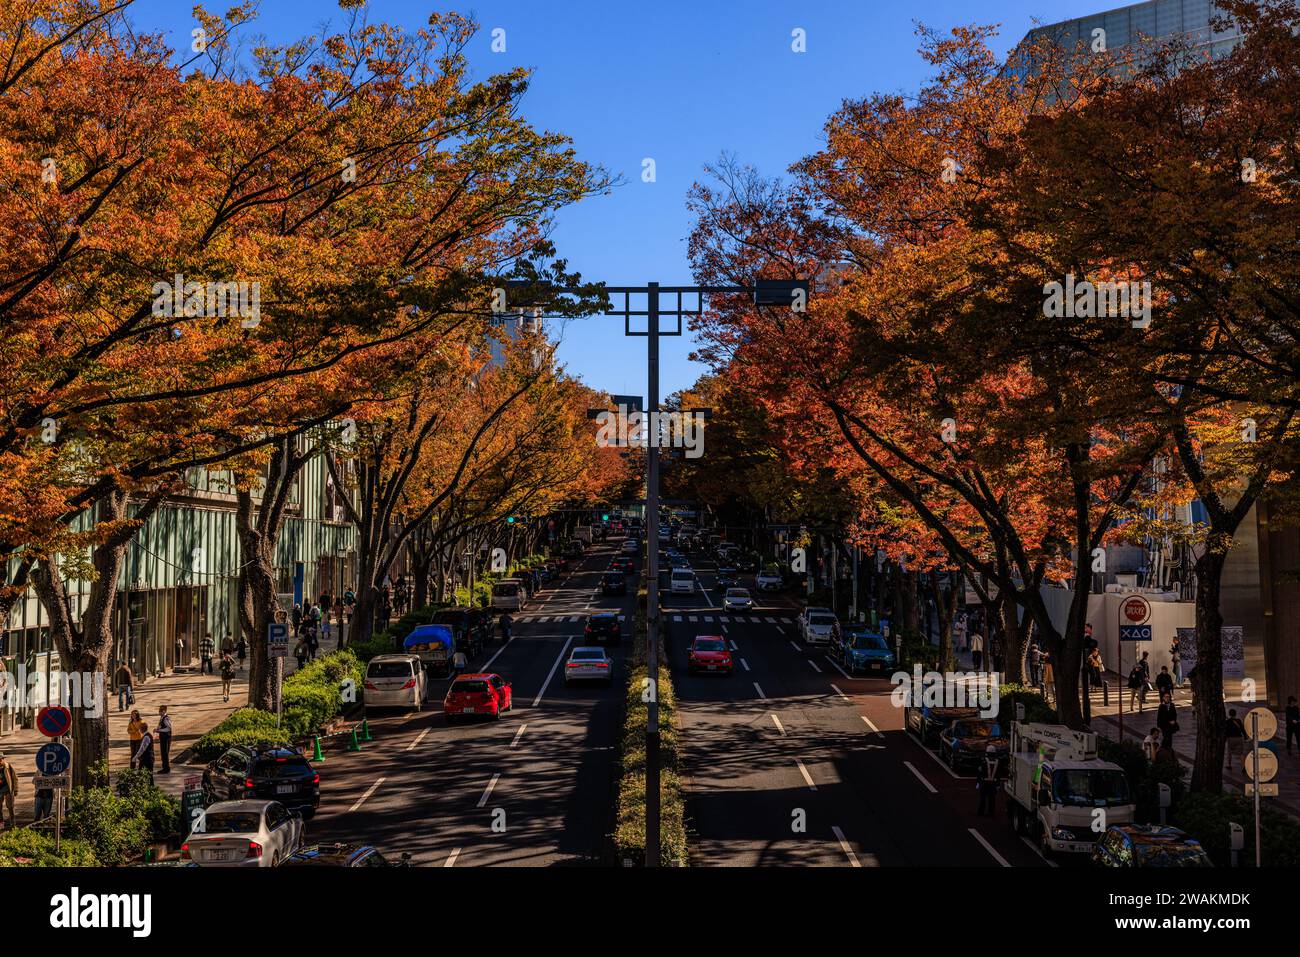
[795,758,817,790]
[704,616,714,622]
[729,640,738,650]
[405,728,431,751]
[481,636,515,671]
[826,656,850,679]
[672,615,682,622]
[764,617,776,623]
[349,777,386,813]
[444,847,461,867]
[740,658,751,671]
[789,640,801,652]
[775,625,785,635]
[807,659,823,674]
[771,713,786,735]
[1021,836,1059,867]
[688,616,698,622]
[970,828,1011,867]
[861,715,884,738]
[476,773,500,808]
[753,682,767,701]
[919,741,962,780]
[903,760,938,794]
[830,683,848,700]
[532,636,574,706]
[509,724,528,749]
[832,826,861,867]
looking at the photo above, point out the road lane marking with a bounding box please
[861,715,884,738]
[903,761,938,793]
[509,724,528,749]
[789,640,801,652]
[704,616,714,622]
[775,625,785,635]
[826,657,850,679]
[688,616,698,622]
[764,617,776,623]
[795,758,817,790]
[970,828,1011,867]
[349,777,386,813]
[753,682,767,701]
[405,728,431,751]
[444,848,461,867]
[807,659,822,673]
[729,640,738,650]
[481,636,515,671]
[832,826,861,867]
[476,773,500,808]
[740,658,751,671]
[919,741,962,780]
[771,713,786,735]
[1021,836,1059,867]
[830,683,848,700]
[532,636,574,706]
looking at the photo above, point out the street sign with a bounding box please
[1119,625,1153,642]
[1245,783,1279,797]
[1245,749,1278,782]
[33,774,70,790]
[1248,707,1278,742]
[1122,595,1152,625]
[36,705,72,738]
[268,622,289,658]
[36,742,71,776]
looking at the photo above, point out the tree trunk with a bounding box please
[1002,596,1030,685]
[1190,549,1228,792]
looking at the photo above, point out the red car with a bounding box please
[687,636,733,675]
[610,557,635,575]
[443,673,513,722]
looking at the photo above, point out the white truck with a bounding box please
[1004,722,1136,857]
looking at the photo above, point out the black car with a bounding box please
[715,566,739,589]
[584,612,622,645]
[202,744,320,817]
[610,557,635,576]
[284,842,412,867]
[431,608,489,653]
[734,554,759,572]
[564,540,585,558]
[600,571,627,595]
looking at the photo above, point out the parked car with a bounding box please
[939,718,1009,772]
[723,587,754,612]
[564,540,585,558]
[600,571,627,595]
[201,744,320,816]
[183,800,303,868]
[687,635,733,674]
[403,623,456,678]
[431,608,490,653]
[443,673,513,722]
[904,705,981,748]
[284,842,413,867]
[1092,825,1213,868]
[584,612,622,645]
[755,564,784,592]
[798,607,839,645]
[831,624,894,675]
[364,654,426,711]
[489,579,526,613]
[564,646,614,686]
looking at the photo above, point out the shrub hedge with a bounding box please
[65,775,180,866]
[0,828,100,867]
[1172,790,1300,867]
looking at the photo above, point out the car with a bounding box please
[670,566,695,594]
[202,744,320,816]
[600,571,627,595]
[723,587,754,612]
[183,800,304,867]
[443,673,513,722]
[832,625,894,674]
[1092,825,1213,868]
[584,612,622,644]
[798,607,839,645]
[363,654,426,711]
[714,566,739,589]
[284,842,413,867]
[687,635,733,674]
[755,564,784,592]
[564,540,585,558]
[622,538,639,554]
[715,543,741,562]
[610,557,635,575]
[431,608,490,652]
[564,646,614,685]
[668,553,692,569]
[938,718,1009,772]
[904,704,981,747]
[735,553,759,573]
[489,578,526,613]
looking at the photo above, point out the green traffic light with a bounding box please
[507,516,515,524]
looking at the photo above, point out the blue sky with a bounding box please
[131,0,1105,398]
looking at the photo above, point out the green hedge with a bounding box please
[1172,791,1300,867]
[997,683,1058,724]
[1096,736,1186,823]
[192,707,292,762]
[64,775,180,866]
[0,828,100,867]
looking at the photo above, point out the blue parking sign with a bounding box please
[36,742,71,775]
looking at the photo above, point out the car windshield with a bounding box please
[761,566,780,576]
[253,758,311,778]
[726,589,748,598]
[1133,841,1213,867]
[604,574,623,583]
[201,812,262,833]
[809,615,836,628]
[571,650,605,661]
[452,680,489,694]
[672,570,692,578]
[694,639,726,652]
[492,584,518,596]
[368,662,413,678]
[1051,769,1132,807]
[850,634,888,650]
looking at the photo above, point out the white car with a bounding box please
[564,646,614,685]
[799,607,839,645]
[723,588,754,612]
[755,565,784,592]
[622,539,639,554]
[184,800,303,868]
[364,654,426,711]
[670,566,695,594]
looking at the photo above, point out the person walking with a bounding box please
[1156,692,1179,754]
[33,780,54,823]
[127,709,146,756]
[1128,662,1147,712]
[452,647,469,678]
[199,633,215,675]
[131,722,155,772]
[1170,638,1183,687]
[0,753,17,830]
[1042,652,1054,702]
[236,635,247,672]
[1137,651,1152,708]
[1028,643,1042,690]
[220,632,235,659]
[1225,708,1248,769]
[292,603,303,637]
[1155,665,1174,701]
[294,636,307,671]
[305,621,319,662]
[1287,697,1300,756]
[219,652,236,702]
[157,705,173,774]
[970,630,984,672]
[114,660,136,712]
[975,745,1001,816]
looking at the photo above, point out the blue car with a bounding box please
[831,626,894,675]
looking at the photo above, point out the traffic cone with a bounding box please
[348,727,361,752]
[361,719,373,742]
[312,735,325,763]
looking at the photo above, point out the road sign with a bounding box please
[1248,707,1278,742]
[1246,782,1279,797]
[1122,595,1152,625]
[1245,748,1278,782]
[33,774,70,790]
[1119,625,1153,642]
[36,742,71,776]
[268,622,289,658]
[36,705,72,738]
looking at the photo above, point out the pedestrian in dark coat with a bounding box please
[976,745,1002,816]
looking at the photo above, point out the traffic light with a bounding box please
[601,513,610,521]
[506,515,516,524]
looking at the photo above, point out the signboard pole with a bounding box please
[1252,712,1261,868]
[1117,600,1123,740]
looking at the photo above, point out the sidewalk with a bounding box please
[0,620,350,827]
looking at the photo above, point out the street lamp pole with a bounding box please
[644,282,662,868]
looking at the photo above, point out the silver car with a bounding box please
[723,588,754,612]
[184,800,304,868]
[799,608,839,645]
[564,646,614,686]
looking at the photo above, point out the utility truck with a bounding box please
[1004,722,1136,857]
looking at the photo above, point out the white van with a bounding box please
[364,654,426,712]
[491,578,525,612]
[670,567,695,595]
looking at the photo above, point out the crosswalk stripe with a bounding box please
[703,616,714,622]
[688,616,698,622]
[672,615,682,622]
[568,615,578,622]
[764,617,776,623]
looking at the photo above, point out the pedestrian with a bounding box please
[1225,707,1247,769]
[220,632,235,659]
[199,632,215,675]
[1287,696,1300,755]
[1137,651,1152,708]
[33,781,54,823]
[1156,692,1179,754]
[1042,652,1054,701]
[334,596,346,636]
[452,647,468,677]
[970,630,984,672]
[1127,662,1146,712]
[236,635,247,671]
[0,752,17,830]
[1028,643,1042,689]
[127,709,145,755]
[1087,646,1104,686]
[219,652,236,702]
[305,622,319,661]
[1155,665,1174,701]
[157,705,173,774]
[292,602,303,637]
[1170,637,1183,687]
[1141,727,1162,762]
[975,745,1001,816]
[114,660,136,711]
[294,637,307,671]
[132,722,155,772]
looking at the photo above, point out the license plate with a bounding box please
[706,665,716,670]
[276,784,296,794]
[208,850,232,861]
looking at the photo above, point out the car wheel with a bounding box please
[1009,804,1021,833]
